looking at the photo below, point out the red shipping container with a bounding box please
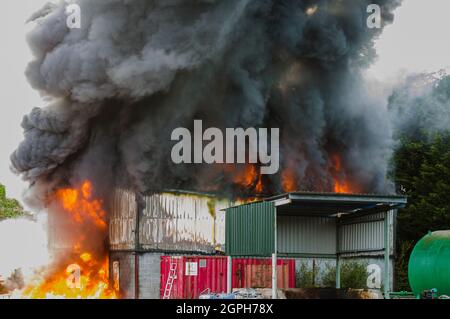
[160,256,228,299]
[160,256,295,299]
[232,258,295,289]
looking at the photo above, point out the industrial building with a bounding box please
[108,189,230,299]
[225,192,407,297]
[108,189,407,299]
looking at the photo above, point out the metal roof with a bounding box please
[224,192,407,217]
[224,192,406,258]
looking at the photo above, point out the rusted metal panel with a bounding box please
[109,189,229,253]
[232,258,295,289]
[109,189,137,251]
[214,207,227,251]
[277,216,336,255]
[140,193,229,253]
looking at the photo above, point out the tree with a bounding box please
[389,73,450,291]
[391,131,450,290]
[0,183,24,220]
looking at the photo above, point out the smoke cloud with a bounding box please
[389,71,450,138]
[12,0,403,199]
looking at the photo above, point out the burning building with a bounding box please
[109,189,230,298]
[225,192,407,297]
[10,0,405,299]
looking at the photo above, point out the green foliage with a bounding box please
[0,183,24,220]
[388,73,450,291]
[296,262,320,288]
[391,132,450,290]
[321,264,337,288]
[322,261,368,289]
[0,184,5,199]
[394,241,414,291]
[296,261,368,289]
[393,132,450,241]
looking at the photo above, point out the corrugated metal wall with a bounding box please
[339,211,394,256]
[140,193,227,252]
[160,256,228,299]
[225,202,395,258]
[109,189,229,253]
[277,216,336,256]
[160,256,296,299]
[226,201,276,257]
[109,189,137,250]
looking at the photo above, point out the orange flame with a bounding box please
[22,256,116,299]
[330,155,358,194]
[55,181,107,229]
[281,168,298,192]
[21,180,117,299]
[233,164,264,194]
[333,180,352,193]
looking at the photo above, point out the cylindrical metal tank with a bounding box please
[408,230,450,297]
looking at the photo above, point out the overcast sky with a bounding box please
[1,0,450,203]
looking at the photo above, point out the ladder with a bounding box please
[163,261,178,299]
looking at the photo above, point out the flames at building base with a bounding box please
[16,181,118,299]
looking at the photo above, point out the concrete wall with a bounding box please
[109,251,136,299]
[138,253,162,299]
[109,251,162,299]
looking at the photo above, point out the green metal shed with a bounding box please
[224,192,407,298]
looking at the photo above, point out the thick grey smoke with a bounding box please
[12,0,402,199]
[389,72,450,138]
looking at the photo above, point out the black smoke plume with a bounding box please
[12,0,402,201]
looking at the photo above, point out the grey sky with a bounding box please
[1,0,450,204]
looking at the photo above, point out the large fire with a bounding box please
[233,164,264,194]
[231,155,359,196]
[281,167,298,193]
[330,155,360,194]
[20,181,118,299]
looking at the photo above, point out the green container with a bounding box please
[408,230,450,297]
